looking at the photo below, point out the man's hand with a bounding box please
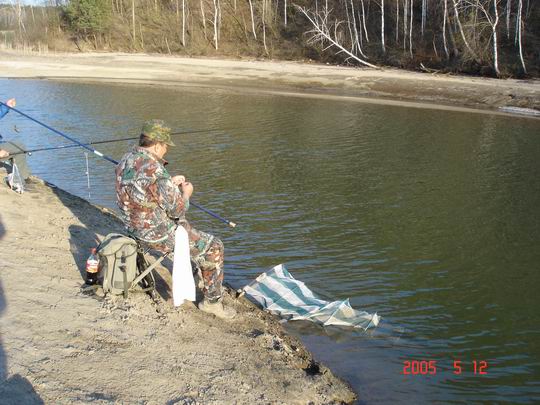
[181,181,193,199]
[171,175,186,186]
[0,149,9,159]
[6,98,16,108]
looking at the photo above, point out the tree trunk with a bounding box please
[403,0,408,50]
[421,0,426,37]
[395,0,399,44]
[409,0,413,57]
[350,0,366,57]
[182,0,186,47]
[248,0,257,39]
[132,0,136,48]
[296,5,379,68]
[491,0,500,76]
[213,0,219,49]
[262,0,268,54]
[506,0,511,39]
[451,0,477,59]
[443,0,450,59]
[380,0,385,53]
[516,0,526,73]
[200,0,207,40]
[360,0,369,42]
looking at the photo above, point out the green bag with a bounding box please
[97,233,155,297]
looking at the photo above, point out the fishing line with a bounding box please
[84,151,91,200]
[9,128,235,157]
[1,102,237,228]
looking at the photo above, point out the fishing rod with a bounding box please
[1,102,237,228]
[8,128,226,157]
[10,135,140,156]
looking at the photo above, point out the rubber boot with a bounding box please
[198,299,236,319]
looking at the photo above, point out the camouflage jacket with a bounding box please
[115,146,188,244]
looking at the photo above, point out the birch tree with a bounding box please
[248,0,257,39]
[262,0,268,53]
[409,0,413,57]
[360,0,369,43]
[380,0,385,53]
[463,0,502,75]
[295,5,379,68]
[451,0,478,59]
[516,0,526,73]
[200,0,207,40]
[212,0,220,49]
[443,0,450,59]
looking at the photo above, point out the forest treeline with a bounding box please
[0,0,538,77]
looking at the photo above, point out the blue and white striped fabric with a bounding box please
[243,264,380,330]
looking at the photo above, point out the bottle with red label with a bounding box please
[85,248,100,285]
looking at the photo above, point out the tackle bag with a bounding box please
[96,233,155,297]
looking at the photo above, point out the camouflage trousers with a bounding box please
[148,220,224,302]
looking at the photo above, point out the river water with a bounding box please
[1,79,539,403]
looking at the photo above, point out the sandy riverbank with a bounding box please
[0,175,355,404]
[0,51,539,114]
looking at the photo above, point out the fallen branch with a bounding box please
[295,5,379,69]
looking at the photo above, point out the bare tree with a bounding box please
[212,0,220,49]
[421,0,426,37]
[200,0,208,40]
[403,0,408,50]
[443,0,450,59]
[295,4,379,68]
[380,0,385,53]
[12,0,27,34]
[248,0,257,39]
[463,0,502,75]
[262,0,268,53]
[395,0,399,43]
[182,0,186,46]
[350,0,367,57]
[462,0,502,76]
[516,0,526,73]
[451,0,478,59]
[505,0,511,38]
[360,0,369,42]
[409,0,413,57]
[132,0,136,48]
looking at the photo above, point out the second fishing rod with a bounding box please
[8,128,225,157]
[1,102,237,228]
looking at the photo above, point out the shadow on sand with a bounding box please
[48,184,172,302]
[0,214,44,404]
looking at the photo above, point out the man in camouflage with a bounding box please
[115,119,235,319]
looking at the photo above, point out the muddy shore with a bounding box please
[0,51,539,114]
[0,176,355,404]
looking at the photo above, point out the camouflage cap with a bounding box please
[141,119,175,146]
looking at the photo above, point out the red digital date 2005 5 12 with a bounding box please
[401,360,488,375]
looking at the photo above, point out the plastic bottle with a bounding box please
[85,248,100,285]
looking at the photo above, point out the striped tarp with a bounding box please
[243,264,380,330]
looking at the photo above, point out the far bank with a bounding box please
[0,51,539,115]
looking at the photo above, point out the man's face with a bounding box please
[155,142,168,159]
